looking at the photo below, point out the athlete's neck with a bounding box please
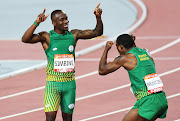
[126,45,137,52]
[54,28,66,34]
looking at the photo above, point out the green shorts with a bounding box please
[44,80,76,114]
[132,91,168,120]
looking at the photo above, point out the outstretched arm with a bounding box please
[99,41,125,75]
[71,3,103,42]
[22,9,49,43]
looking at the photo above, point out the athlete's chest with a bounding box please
[48,35,75,54]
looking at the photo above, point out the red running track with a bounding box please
[0,0,180,121]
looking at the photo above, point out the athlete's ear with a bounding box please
[52,20,56,26]
[118,45,124,51]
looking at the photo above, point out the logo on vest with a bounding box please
[69,45,74,52]
[53,47,58,51]
[68,104,74,109]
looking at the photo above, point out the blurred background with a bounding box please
[0,0,180,121]
[0,0,137,39]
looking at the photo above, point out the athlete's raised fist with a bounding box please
[36,9,49,24]
[106,41,114,50]
[94,3,102,17]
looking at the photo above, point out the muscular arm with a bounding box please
[71,3,103,42]
[22,21,44,43]
[71,19,103,41]
[99,42,126,75]
[21,9,49,44]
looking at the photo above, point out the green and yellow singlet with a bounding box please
[45,30,75,82]
[126,47,158,100]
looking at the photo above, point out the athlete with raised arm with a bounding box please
[22,3,103,121]
[99,34,168,121]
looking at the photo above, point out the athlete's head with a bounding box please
[51,10,69,31]
[116,34,136,55]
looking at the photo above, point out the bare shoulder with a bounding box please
[38,31,50,42]
[125,53,136,58]
[70,29,79,40]
[38,31,50,38]
[125,53,137,62]
[70,29,81,37]
[70,29,79,34]
[114,55,127,65]
[123,53,138,69]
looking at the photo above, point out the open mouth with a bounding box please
[64,24,68,28]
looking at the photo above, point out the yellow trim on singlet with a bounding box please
[46,75,75,82]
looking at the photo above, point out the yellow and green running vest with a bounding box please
[126,47,156,100]
[45,30,75,82]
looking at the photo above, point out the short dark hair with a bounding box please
[51,10,62,21]
[116,34,135,49]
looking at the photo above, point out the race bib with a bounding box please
[144,73,163,94]
[54,54,75,73]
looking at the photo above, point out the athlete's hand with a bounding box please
[94,3,102,17]
[130,33,136,41]
[36,9,49,24]
[105,41,113,51]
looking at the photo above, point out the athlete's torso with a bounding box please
[126,47,157,100]
[45,30,76,82]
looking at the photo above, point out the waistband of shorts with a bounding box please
[46,75,75,82]
[137,91,163,100]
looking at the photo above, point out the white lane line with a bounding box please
[0,108,44,120]
[0,87,45,100]
[174,119,180,121]
[76,71,98,80]
[76,84,131,101]
[80,107,132,121]
[153,57,180,60]
[79,93,180,121]
[150,38,180,55]
[0,67,179,120]
[0,71,98,100]
[137,36,180,40]
[167,93,180,99]
[159,67,180,77]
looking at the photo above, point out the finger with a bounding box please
[96,3,101,8]
[43,8,46,14]
[45,14,49,19]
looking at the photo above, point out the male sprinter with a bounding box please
[22,4,103,121]
[99,34,168,121]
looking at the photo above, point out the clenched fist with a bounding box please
[94,3,102,17]
[105,41,114,50]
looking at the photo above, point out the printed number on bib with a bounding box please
[144,73,163,94]
[54,54,75,73]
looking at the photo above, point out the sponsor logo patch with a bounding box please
[53,47,58,51]
[45,104,50,108]
[68,104,74,109]
[69,45,74,52]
